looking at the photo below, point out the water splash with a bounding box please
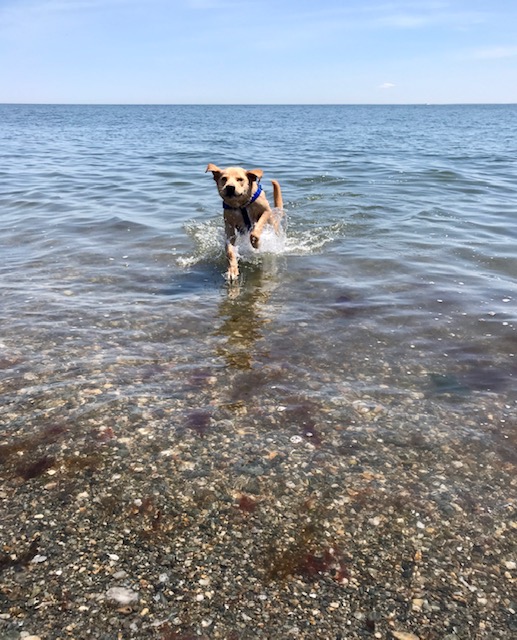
[177,218,224,268]
[177,211,346,268]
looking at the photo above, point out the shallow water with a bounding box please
[1,104,516,453]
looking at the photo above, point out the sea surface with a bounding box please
[1,103,516,460]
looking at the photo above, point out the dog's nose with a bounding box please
[225,185,236,197]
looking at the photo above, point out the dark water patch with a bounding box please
[162,265,222,297]
[336,433,367,456]
[226,372,262,405]
[461,367,513,392]
[185,367,218,390]
[0,355,23,370]
[276,399,324,446]
[428,373,471,397]
[61,214,154,236]
[16,455,56,480]
[184,409,213,437]
[159,628,209,640]
[0,424,105,482]
[233,457,267,478]
[0,424,68,465]
[426,168,466,182]
[428,344,517,397]
[264,504,348,584]
[237,494,257,513]
[330,291,372,319]
[0,539,40,574]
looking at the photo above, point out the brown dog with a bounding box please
[206,164,283,281]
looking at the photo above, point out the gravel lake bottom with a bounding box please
[1,279,516,639]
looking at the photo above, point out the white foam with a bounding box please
[177,213,345,268]
[178,219,225,267]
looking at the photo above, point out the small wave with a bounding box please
[285,221,347,255]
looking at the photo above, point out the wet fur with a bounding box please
[206,164,283,281]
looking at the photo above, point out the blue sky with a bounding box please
[0,0,516,104]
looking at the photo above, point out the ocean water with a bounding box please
[1,104,516,454]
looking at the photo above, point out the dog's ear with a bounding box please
[206,163,222,181]
[247,168,263,183]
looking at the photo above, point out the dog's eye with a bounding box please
[237,177,244,183]
[220,177,227,185]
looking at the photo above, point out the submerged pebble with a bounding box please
[106,587,139,606]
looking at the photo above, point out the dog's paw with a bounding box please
[226,265,239,282]
[250,233,260,249]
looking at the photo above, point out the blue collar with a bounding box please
[222,183,263,210]
[247,182,263,205]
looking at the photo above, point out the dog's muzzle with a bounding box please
[224,185,236,197]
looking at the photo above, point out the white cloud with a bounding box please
[471,45,517,60]
[0,0,105,29]
[379,82,396,89]
[186,0,241,8]
[372,2,488,31]
[377,14,428,28]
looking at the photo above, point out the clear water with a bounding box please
[1,104,516,449]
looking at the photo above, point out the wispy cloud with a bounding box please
[0,0,134,26]
[376,13,429,28]
[1,0,128,19]
[261,1,491,45]
[373,3,487,30]
[0,0,137,41]
[186,0,244,8]
[379,82,396,89]
[470,45,517,60]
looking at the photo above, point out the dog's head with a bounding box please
[206,164,263,208]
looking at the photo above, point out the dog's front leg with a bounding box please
[224,218,239,281]
[226,240,239,281]
[249,210,272,249]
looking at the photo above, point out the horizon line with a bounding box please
[1,101,516,107]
